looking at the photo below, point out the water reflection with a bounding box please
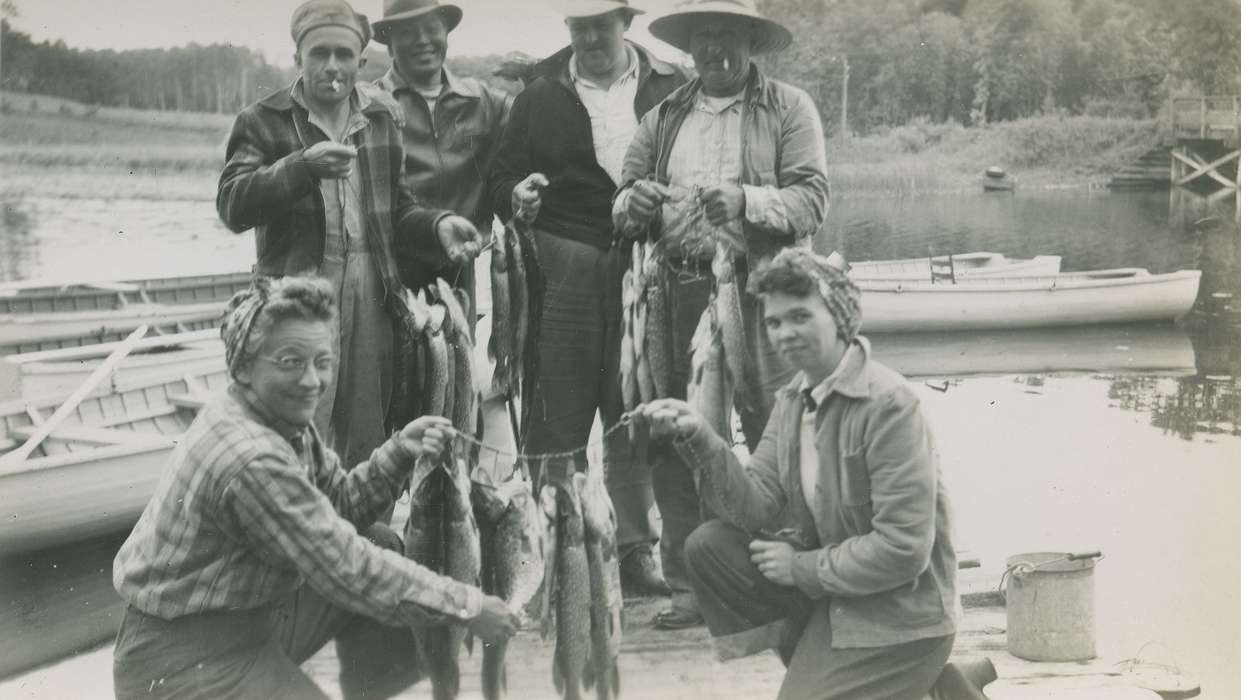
[1110,374,1241,441]
[0,197,36,281]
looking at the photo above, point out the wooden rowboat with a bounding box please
[0,329,224,401]
[848,252,1062,280]
[0,367,227,554]
[858,268,1202,332]
[0,270,250,356]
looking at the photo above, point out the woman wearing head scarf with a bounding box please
[638,248,961,699]
[111,276,516,700]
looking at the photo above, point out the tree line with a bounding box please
[757,0,1241,135]
[4,0,1241,132]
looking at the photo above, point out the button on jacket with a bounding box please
[674,338,960,648]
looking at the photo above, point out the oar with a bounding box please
[0,324,149,467]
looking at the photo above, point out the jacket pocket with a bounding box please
[840,449,873,534]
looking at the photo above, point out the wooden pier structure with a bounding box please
[1169,96,1241,190]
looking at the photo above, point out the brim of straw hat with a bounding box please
[372,4,463,44]
[649,5,792,54]
[547,0,645,19]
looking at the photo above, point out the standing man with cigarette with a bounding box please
[217,0,483,474]
[613,0,830,629]
[489,0,686,599]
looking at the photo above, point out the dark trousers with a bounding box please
[524,231,656,551]
[654,265,797,614]
[686,520,954,700]
[112,525,418,700]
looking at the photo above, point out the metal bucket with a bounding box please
[1003,551,1103,662]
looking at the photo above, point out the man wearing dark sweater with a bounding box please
[489,0,684,596]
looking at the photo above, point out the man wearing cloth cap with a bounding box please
[612,0,830,630]
[639,248,960,699]
[489,0,686,596]
[371,0,512,322]
[217,0,483,476]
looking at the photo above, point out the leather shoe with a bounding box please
[653,608,704,630]
[619,545,671,597]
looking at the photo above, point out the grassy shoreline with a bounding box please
[1,98,1161,201]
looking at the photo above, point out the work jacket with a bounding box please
[615,64,829,267]
[376,67,511,307]
[216,81,448,305]
[674,338,960,649]
[489,42,685,250]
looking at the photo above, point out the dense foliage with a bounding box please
[758,0,1241,135]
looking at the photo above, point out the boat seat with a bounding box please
[9,424,164,446]
[169,393,210,411]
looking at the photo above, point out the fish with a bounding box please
[426,305,450,418]
[687,303,733,444]
[539,461,559,641]
[478,466,546,700]
[405,455,456,700]
[619,267,639,418]
[578,468,622,700]
[713,242,749,409]
[489,222,515,397]
[553,472,592,700]
[439,279,477,437]
[507,218,531,394]
[643,244,671,398]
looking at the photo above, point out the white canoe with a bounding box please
[0,367,226,554]
[0,270,251,314]
[0,329,225,401]
[849,252,1062,280]
[858,268,1202,332]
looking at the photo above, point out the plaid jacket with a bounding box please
[113,385,482,625]
[217,81,449,302]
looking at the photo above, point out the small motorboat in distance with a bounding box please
[847,252,1062,280]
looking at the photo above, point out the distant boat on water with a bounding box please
[982,165,1017,192]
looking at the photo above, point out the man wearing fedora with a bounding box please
[612,0,830,630]
[371,0,512,322]
[489,0,686,598]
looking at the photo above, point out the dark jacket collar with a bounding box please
[377,65,481,100]
[535,41,677,90]
[663,63,775,111]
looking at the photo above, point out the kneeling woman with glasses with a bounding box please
[111,275,517,700]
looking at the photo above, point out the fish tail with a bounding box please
[481,639,507,700]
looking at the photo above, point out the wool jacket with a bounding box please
[674,338,960,649]
[217,81,449,304]
[614,64,830,266]
[489,42,685,250]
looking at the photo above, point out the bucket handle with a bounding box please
[998,551,1104,591]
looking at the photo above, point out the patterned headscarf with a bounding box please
[220,280,270,379]
[763,247,863,343]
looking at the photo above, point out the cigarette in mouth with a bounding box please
[330,80,342,93]
[723,58,730,72]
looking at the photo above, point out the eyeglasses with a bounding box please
[258,354,337,375]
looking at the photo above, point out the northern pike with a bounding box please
[712,242,749,409]
[578,468,622,700]
[476,466,545,700]
[619,267,639,418]
[687,303,733,443]
[539,477,559,641]
[643,244,671,398]
[489,222,515,397]
[507,218,531,394]
[426,305,450,418]
[439,279,477,436]
[553,472,592,700]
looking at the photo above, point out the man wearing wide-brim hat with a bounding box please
[611,0,831,633]
[488,0,687,606]
[371,0,512,325]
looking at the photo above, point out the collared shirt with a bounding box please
[798,344,865,526]
[292,81,369,252]
[113,384,482,625]
[570,44,641,185]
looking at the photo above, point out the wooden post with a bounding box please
[839,55,849,142]
[1200,97,1207,139]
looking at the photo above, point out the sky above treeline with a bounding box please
[9,0,686,65]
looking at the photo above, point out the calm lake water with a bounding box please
[1,188,1238,697]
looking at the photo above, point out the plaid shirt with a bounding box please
[113,385,482,625]
[216,80,449,301]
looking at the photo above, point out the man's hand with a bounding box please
[396,415,453,459]
[637,399,704,440]
[436,215,483,264]
[301,142,357,180]
[700,184,745,227]
[749,539,797,587]
[511,173,550,223]
[623,179,671,235]
[468,595,522,645]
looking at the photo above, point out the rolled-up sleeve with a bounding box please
[792,390,937,599]
[674,408,786,532]
[221,448,482,625]
[755,88,829,243]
